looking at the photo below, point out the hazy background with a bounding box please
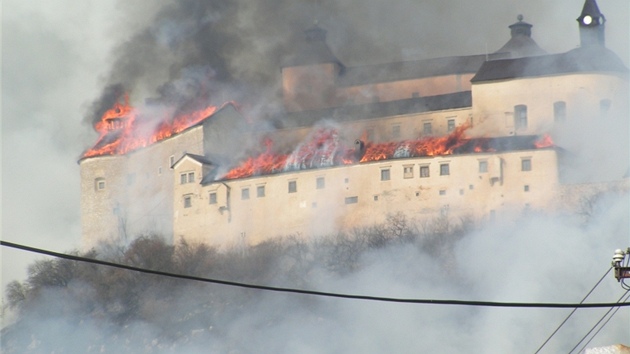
[2,0,629,349]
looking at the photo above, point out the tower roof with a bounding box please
[282,23,343,68]
[494,15,546,58]
[580,0,604,19]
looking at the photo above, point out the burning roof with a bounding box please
[81,96,231,159]
[216,124,554,181]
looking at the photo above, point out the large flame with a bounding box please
[82,95,220,158]
[222,123,555,180]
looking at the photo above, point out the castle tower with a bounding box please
[281,23,344,112]
[577,0,606,48]
[494,15,546,58]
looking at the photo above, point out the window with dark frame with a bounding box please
[345,196,358,204]
[184,195,192,208]
[420,165,430,178]
[241,188,250,200]
[95,178,106,191]
[447,119,455,132]
[188,172,195,183]
[514,104,528,130]
[423,122,432,135]
[479,160,488,173]
[288,180,297,193]
[209,192,217,204]
[403,166,413,179]
[521,158,532,171]
[554,101,566,122]
[257,185,265,198]
[380,169,391,181]
[180,173,187,184]
[440,163,450,176]
[316,177,325,189]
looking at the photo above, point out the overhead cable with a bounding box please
[3,240,630,309]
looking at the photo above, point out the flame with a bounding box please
[534,134,554,148]
[83,95,221,158]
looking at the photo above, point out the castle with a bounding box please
[80,0,629,248]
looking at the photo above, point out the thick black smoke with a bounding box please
[85,0,388,126]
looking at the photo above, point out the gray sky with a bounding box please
[1,0,628,330]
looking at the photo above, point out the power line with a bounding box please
[2,240,630,309]
[568,289,630,354]
[533,267,612,354]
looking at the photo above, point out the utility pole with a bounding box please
[611,248,630,282]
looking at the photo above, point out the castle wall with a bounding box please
[338,74,474,105]
[80,126,205,249]
[471,73,629,137]
[173,148,559,246]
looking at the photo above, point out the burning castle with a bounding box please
[80,0,629,248]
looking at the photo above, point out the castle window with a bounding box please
[257,185,265,198]
[447,119,455,132]
[420,165,430,178]
[180,173,187,184]
[554,101,566,122]
[95,178,106,191]
[514,105,528,130]
[183,195,192,208]
[479,160,488,173]
[524,185,530,192]
[440,163,450,176]
[374,195,379,201]
[181,172,195,184]
[423,122,432,135]
[241,188,250,200]
[403,165,414,179]
[288,180,297,193]
[188,172,195,183]
[392,124,401,139]
[209,192,217,204]
[439,190,446,196]
[521,158,532,171]
[345,196,358,204]
[600,99,611,117]
[380,168,391,181]
[316,177,325,189]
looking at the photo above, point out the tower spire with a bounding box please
[577,0,606,48]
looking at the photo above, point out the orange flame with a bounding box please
[82,96,221,158]
[534,134,554,148]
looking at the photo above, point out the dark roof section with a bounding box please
[337,53,509,87]
[472,47,628,82]
[277,91,472,129]
[580,0,604,19]
[494,15,546,58]
[171,153,214,169]
[282,24,343,68]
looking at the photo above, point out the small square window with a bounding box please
[381,169,391,181]
[521,158,532,171]
[345,196,358,204]
[184,195,192,208]
[241,188,250,200]
[524,185,530,192]
[469,184,474,190]
[420,165,430,178]
[403,166,414,179]
[257,185,265,198]
[344,178,349,183]
[440,163,450,176]
[374,195,379,201]
[96,179,106,191]
[447,119,455,132]
[439,190,446,196]
[288,180,297,193]
[316,177,325,189]
[209,192,217,204]
[479,160,488,173]
[415,192,420,197]
[423,122,432,135]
